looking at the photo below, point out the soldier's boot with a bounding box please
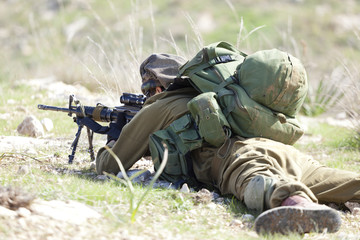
[254,195,342,235]
[243,175,277,213]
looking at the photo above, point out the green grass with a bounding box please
[295,122,360,172]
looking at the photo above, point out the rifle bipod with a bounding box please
[68,117,95,164]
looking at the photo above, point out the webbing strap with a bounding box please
[214,76,236,93]
[217,88,235,117]
[186,53,244,77]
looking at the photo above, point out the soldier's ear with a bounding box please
[155,86,163,95]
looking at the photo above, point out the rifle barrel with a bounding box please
[37,104,77,114]
[38,103,141,123]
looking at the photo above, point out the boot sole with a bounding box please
[254,206,342,235]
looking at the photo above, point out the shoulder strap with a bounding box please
[178,41,247,78]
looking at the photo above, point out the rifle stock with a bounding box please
[37,93,146,163]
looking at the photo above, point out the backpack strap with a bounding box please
[217,88,236,117]
[178,41,247,78]
[184,53,245,77]
[214,75,237,93]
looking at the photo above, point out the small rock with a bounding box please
[345,201,360,213]
[336,112,347,119]
[7,99,16,105]
[0,206,17,217]
[211,192,220,200]
[180,183,190,193]
[230,219,243,227]
[152,180,176,189]
[337,232,347,239]
[89,161,96,170]
[214,197,224,204]
[0,186,35,210]
[242,214,255,222]
[18,217,28,229]
[192,188,212,204]
[328,202,341,210]
[116,169,152,184]
[25,147,38,155]
[95,175,109,181]
[41,118,53,132]
[206,202,217,210]
[337,232,358,240]
[17,165,30,175]
[17,115,44,137]
[0,113,10,120]
[16,106,27,113]
[30,199,101,224]
[17,207,32,217]
[353,207,360,216]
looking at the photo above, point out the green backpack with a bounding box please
[149,42,308,184]
[178,41,308,145]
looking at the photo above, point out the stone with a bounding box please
[0,186,35,210]
[0,113,11,120]
[242,214,255,222]
[230,219,243,227]
[17,165,30,175]
[116,169,152,184]
[7,99,16,105]
[41,118,53,132]
[89,161,96,170]
[17,115,44,137]
[24,147,38,155]
[30,199,101,225]
[152,180,177,189]
[17,207,32,217]
[206,202,217,210]
[180,183,190,193]
[353,208,360,216]
[192,188,212,204]
[345,201,360,214]
[0,205,17,217]
[95,175,109,181]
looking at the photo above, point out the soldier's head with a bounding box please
[140,53,187,98]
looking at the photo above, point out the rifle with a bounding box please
[38,93,146,163]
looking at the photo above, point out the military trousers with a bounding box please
[191,136,360,208]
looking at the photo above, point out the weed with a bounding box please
[170,193,193,212]
[228,195,248,216]
[104,143,168,222]
[341,55,360,147]
[301,67,345,117]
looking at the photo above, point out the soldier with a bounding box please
[96,53,360,235]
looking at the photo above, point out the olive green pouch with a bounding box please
[149,114,202,183]
[187,92,231,147]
